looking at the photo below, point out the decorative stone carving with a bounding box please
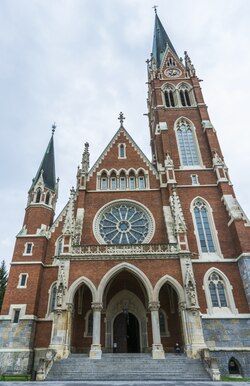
[81,142,90,173]
[163,206,177,244]
[56,263,68,308]
[184,259,198,309]
[72,208,84,245]
[164,153,174,168]
[222,194,248,222]
[62,188,76,235]
[170,190,187,233]
[184,51,196,77]
[148,301,160,311]
[212,151,225,167]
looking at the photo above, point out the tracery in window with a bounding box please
[208,272,227,307]
[164,85,176,107]
[193,199,215,253]
[179,84,192,107]
[97,202,153,245]
[176,119,200,167]
[166,57,176,67]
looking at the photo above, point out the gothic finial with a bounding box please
[52,122,56,135]
[82,142,90,173]
[118,112,125,127]
[184,51,196,76]
[153,5,158,14]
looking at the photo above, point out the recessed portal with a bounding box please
[113,312,140,353]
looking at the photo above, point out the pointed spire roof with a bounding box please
[31,126,56,191]
[152,12,178,67]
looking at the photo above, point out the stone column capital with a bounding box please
[148,301,160,311]
[91,302,103,311]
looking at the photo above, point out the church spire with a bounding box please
[152,12,178,68]
[31,125,56,191]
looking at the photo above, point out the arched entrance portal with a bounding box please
[113,312,140,353]
[103,269,149,353]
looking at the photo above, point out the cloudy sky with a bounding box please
[1,0,250,267]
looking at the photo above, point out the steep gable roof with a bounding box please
[88,126,157,178]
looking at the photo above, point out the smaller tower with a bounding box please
[23,124,58,235]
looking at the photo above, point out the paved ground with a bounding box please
[0,382,249,386]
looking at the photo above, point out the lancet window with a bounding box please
[99,169,148,190]
[193,199,216,254]
[208,272,227,307]
[176,119,200,167]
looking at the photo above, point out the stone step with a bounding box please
[46,353,210,381]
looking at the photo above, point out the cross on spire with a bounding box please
[52,122,56,135]
[118,112,125,127]
[153,5,158,14]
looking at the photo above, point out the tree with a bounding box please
[0,260,8,311]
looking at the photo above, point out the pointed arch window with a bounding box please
[204,269,237,315]
[193,199,216,253]
[49,283,57,313]
[176,119,200,167]
[35,189,42,203]
[138,171,146,189]
[179,84,192,107]
[119,171,126,190]
[163,84,176,108]
[84,310,93,337]
[56,236,63,256]
[45,191,51,205]
[100,172,108,190]
[110,172,117,190]
[118,143,126,159]
[208,273,227,307]
[159,309,170,337]
[129,172,136,190]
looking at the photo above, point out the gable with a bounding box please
[160,49,185,81]
[87,127,158,189]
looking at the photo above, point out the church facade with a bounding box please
[0,12,250,379]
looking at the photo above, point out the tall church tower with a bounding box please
[0,11,249,381]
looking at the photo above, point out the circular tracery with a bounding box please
[94,201,154,245]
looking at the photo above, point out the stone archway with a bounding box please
[105,289,148,353]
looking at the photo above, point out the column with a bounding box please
[149,301,165,359]
[89,302,103,359]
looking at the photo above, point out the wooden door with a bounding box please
[113,313,127,353]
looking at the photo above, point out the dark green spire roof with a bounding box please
[31,132,56,191]
[152,13,178,67]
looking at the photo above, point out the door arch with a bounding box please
[105,289,147,352]
[113,312,140,353]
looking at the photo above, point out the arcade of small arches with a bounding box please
[48,263,237,359]
[32,187,52,206]
[162,82,195,108]
[97,168,149,191]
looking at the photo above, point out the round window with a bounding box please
[94,201,154,245]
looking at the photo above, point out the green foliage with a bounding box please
[0,374,31,381]
[0,260,8,311]
[221,376,250,382]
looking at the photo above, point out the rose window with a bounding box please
[96,202,154,244]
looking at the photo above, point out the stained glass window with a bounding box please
[177,120,200,166]
[99,203,150,244]
[194,199,215,253]
[208,273,228,307]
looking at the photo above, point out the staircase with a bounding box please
[46,353,211,381]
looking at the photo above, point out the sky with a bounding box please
[1,0,250,267]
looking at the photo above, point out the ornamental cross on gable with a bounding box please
[118,112,125,127]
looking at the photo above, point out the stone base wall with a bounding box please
[0,319,36,375]
[202,318,250,377]
[210,351,250,377]
[0,351,33,375]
